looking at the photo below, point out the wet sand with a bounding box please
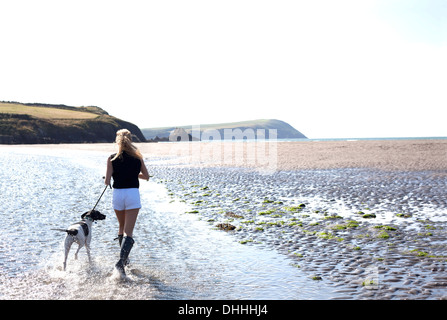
[141,139,447,171]
[5,139,446,171]
[134,139,446,300]
[147,139,445,171]
[153,165,447,300]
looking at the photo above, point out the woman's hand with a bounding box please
[139,159,150,181]
[105,156,113,185]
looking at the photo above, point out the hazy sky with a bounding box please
[1,0,446,138]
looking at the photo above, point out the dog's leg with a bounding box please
[63,236,73,271]
[74,243,84,260]
[85,241,92,265]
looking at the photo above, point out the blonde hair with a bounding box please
[111,129,143,161]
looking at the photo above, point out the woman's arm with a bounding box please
[105,156,113,186]
[139,159,150,181]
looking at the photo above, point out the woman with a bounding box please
[105,129,150,276]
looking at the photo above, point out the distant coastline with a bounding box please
[141,119,307,141]
[2,101,445,145]
[153,136,447,143]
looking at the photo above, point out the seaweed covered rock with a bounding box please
[216,223,236,231]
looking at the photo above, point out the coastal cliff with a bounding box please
[142,119,307,141]
[0,101,146,144]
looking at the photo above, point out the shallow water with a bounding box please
[0,147,338,300]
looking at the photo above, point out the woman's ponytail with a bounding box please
[111,129,143,161]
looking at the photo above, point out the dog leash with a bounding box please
[91,183,111,212]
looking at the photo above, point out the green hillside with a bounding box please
[0,101,146,144]
[0,103,101,120]
[142,119,307,141]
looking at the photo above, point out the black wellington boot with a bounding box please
[115,234,130,266]
[115,236,134,276]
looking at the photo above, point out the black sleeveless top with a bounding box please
[111,151,141,189]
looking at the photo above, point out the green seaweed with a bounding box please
[323,215,343,220]
[331,224,347,230]
[288,222,300,227]
[377,231,390,239]
[362,280,377,287]
[330,220,359,230]
[317,231,334,239]
[258,209,276,216]
[410,249,429,257]
[284,204,306,211]
[347,220,359,228]
[374,225,397,231]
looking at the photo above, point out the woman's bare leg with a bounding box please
[115,209,126,236]
[115,208,139,275]
[123,208,139,237]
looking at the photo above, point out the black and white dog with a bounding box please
[54,210,106,270]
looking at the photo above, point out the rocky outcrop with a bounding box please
[168,128,199,142]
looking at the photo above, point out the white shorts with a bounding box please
[113,188,141,211]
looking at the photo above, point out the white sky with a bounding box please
[1,0,446,138]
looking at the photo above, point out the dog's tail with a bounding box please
[51,228,78,236]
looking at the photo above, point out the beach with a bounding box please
[8,138,445,171]
[1,139,447,299]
